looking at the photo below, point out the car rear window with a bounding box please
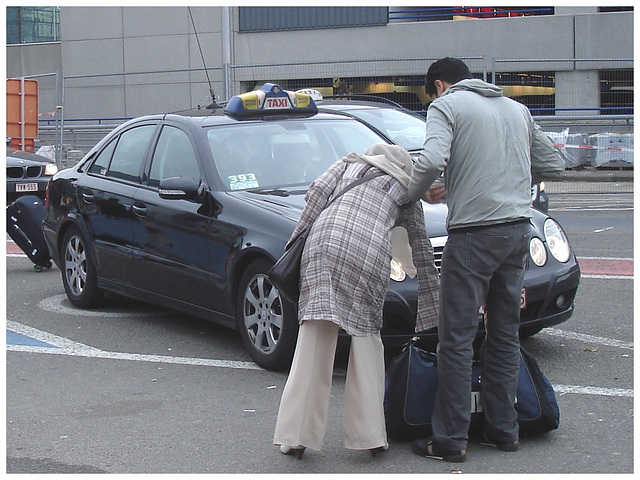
[349,108,426,151]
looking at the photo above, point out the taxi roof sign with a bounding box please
[296,88,324,102]
[225,83,317,117]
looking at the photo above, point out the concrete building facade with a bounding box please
[6,6,634,120]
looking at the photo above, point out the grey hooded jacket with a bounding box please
[407,79,564,231]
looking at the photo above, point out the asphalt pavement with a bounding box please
[5,192,634,474]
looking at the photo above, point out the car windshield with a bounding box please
[207,118,386,191]
[350,108,426,151]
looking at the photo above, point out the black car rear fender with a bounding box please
[229,247,277,310]
[55,217,100,270]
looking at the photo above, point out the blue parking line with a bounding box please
[6,330,58,348]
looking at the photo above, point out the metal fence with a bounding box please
[29,56,633,194]
[228,56,488,112]
[492,58,633,116]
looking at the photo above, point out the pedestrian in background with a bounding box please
[406,57,564,462]
[273,144,440,459]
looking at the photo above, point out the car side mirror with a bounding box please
[158,176,200,200]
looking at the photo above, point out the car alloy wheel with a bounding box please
[243,273,283,353]
[61,227,103,308]
[236,259,298,371]
[64,233,87,297]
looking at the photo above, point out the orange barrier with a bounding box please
[7,78,38,151]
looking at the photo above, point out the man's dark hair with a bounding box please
[425,57,472,97]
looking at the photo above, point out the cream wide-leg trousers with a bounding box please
[273,320,388,451]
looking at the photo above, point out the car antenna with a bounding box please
[188,7,220,109]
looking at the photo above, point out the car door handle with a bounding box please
[132,203,148,217]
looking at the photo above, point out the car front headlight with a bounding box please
[390,259,406,282]
[44,163,59,176]
[529,237,547,266]
[544,218,571,263]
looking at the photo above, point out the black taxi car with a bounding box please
[43,83,580,370]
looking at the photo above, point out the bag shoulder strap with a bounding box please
[289,170,386,248]
[326,170,386,208]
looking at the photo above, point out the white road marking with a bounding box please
[38,294,171,318]
[554,385,634,398]
[579,256,633,261]
[7,322,633,396]
[541,327,634,350]
[7,321,95,351]
[581,274,633,280]
[6,320,262,371]
[7,344,264,371]
[550,206,634,212]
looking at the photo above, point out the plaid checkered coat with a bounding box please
[287,159,440,336]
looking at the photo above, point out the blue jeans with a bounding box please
[431,221,531,451]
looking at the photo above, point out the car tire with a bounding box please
[236,258,298,371]
[60,226,104,308]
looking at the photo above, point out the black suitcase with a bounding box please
[6,195,52,272]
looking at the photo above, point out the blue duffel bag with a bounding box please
[516,346,560,433]
[384,339,559,439]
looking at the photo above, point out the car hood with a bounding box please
[230,190,449,238]
[6,148,52,166]
[7,155,51,167]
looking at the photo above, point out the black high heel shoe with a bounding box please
[280,445,306,459]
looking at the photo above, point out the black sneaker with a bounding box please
[412,438,467,463]
[481,431,520,452]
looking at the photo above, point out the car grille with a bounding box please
[7,165,42,179]
[433,246,444,271]
[430,236,446,272]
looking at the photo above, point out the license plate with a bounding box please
[16,183,38,192]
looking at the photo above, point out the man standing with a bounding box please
[406,57,564,462]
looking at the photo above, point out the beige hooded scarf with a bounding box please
[343,143,412,187]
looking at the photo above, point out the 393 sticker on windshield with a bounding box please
[228,173,259,190]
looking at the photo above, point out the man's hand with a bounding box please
[424,184,445,203]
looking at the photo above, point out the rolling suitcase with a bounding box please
[6,195,52,272]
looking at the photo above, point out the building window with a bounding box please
[239,7,388,33]
[599,6,633,13]
[451,7,555,18]
[600,69,633,115]
[6,6,60,44]
[389,7,554,22]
